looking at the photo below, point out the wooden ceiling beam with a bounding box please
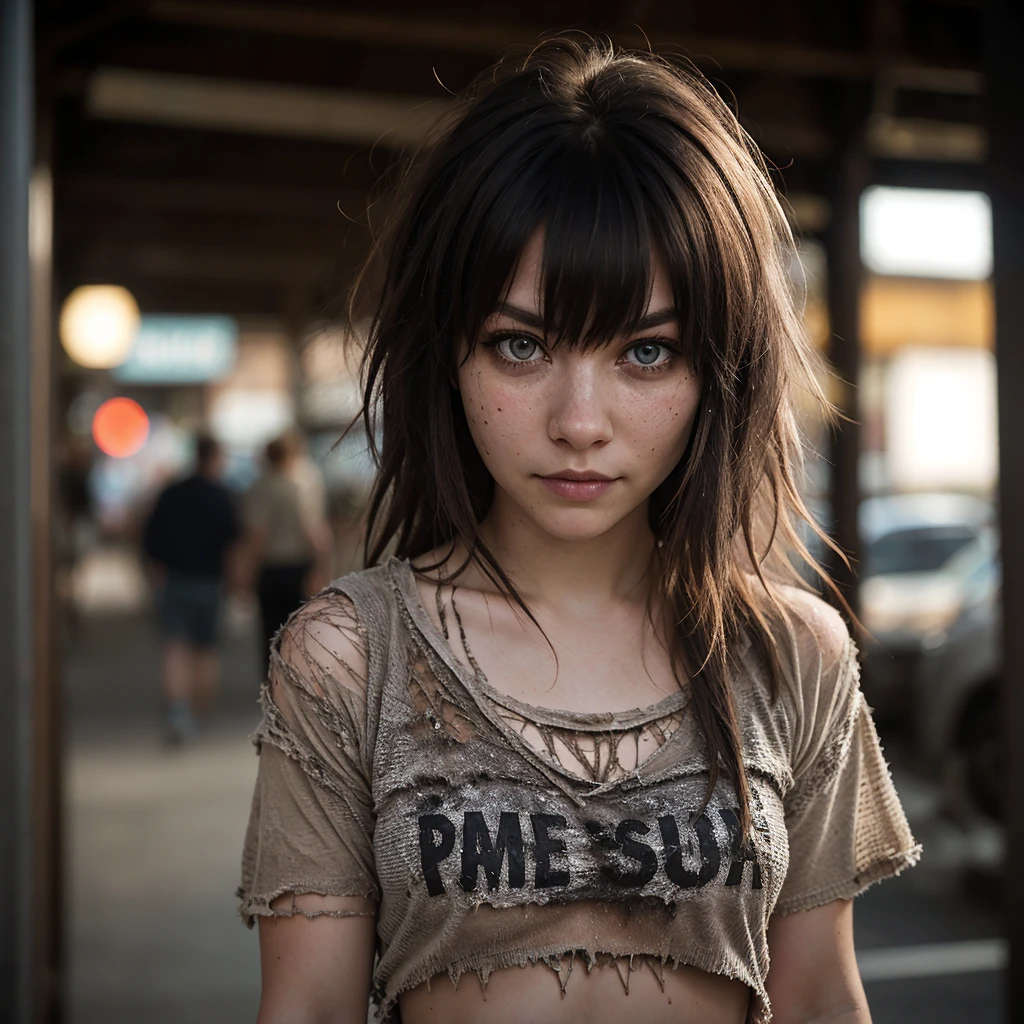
[57,17,486,97]
[64,241,343,287]
[148,1,983,88]
[60,173,370,222]
[55,211,360,258]
[85,67,449,147]
[55,117,390,191]
[68,275,291,317]
[73,65,850,157]
[43,1,148,56]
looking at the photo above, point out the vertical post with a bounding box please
[31,2,61,1013]
[824,84,872,616]
[0,0,36,1020]
[30,146,61,1024]
[986,1,1024,1018]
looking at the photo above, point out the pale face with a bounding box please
[457,229,702,545]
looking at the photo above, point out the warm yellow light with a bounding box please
[60,285,140,369]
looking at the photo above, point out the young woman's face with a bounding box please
[457,229,702,543]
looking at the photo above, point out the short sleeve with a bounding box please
[774,595,922,916]
[238,591,380,926]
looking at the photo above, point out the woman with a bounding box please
[243,434,331,680]
[239,36,920,1024]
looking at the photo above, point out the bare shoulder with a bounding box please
[274,586,369,701]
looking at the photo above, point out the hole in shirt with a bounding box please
[504,710,688,783]
[408,653,478,743]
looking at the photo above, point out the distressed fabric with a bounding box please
[238,558,921,1023]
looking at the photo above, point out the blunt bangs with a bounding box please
[447,119,693,360]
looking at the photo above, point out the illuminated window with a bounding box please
[860,186,992,280]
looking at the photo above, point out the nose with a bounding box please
[548,358,613,450]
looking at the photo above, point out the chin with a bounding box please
[523,505,632,544]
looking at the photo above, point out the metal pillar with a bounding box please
[0,0,37,1020]
[986,1,1024,1018]
[824,84,872,616]
[30,121,61,1024]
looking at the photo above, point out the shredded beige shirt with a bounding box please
[238,557,921,1023]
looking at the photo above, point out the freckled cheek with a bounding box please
[462,381,540,461]
[620,387,699,469]
[625,394,697,441]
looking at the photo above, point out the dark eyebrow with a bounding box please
[493,302,679,333]
[493,302,545,329]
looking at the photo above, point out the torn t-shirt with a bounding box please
[238,557,921,1023]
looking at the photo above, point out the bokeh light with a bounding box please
[91,397,150,458]
[860,186,993,280]
[60,285,141,369]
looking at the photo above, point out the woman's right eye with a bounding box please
[496,335,542,362]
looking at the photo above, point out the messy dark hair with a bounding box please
[348,34,842,837]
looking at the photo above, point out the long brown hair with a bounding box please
[348,34,843,837]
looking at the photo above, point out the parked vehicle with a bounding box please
[857,493,993,726]
[913,525,1002,819]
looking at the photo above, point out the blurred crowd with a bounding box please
[137,430,347,744]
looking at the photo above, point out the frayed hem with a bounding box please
[237,883,379,929]
[376,944,768,1024]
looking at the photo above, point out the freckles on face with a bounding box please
[455,230,702,539]
[462,365,537,466]
[459,344,701,539]
[620,371,699,464]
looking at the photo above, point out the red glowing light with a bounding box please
[92,397,149,458]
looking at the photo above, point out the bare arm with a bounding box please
[766,900,871,1024]
[257,894,377,1024]
[245,594,380,1024]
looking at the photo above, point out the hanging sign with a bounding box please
[112,315,238,384]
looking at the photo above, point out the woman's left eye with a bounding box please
[625,342,671,368]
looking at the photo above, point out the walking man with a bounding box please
[143,434,241,743]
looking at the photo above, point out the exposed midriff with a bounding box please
[394,897,751,1023]
[400,956,750,1024]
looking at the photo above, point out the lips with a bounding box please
[538,470,617,502]
[543,469,614,481]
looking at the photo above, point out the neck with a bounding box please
[475,487,656,610]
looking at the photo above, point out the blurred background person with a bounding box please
[243,434,332,679]
[54,434,95,643]
[142,434,242,744]
[284,428,333,593]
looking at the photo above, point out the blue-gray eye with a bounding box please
[631,342,662,366]
[502,336,539,361]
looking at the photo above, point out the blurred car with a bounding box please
[857,492,994,726]
[913,525,1002,818]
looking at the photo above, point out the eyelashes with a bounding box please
[481,330,680,375]
[489,332,544,365]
